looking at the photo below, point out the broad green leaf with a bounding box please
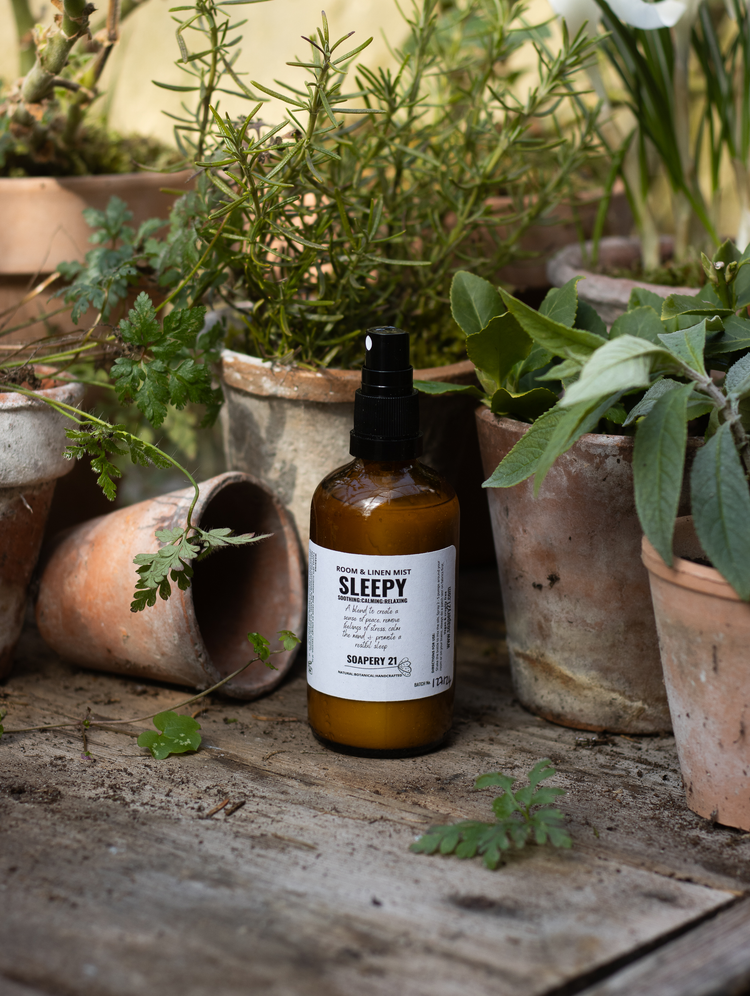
[560,336,670,408]
[466,313,531,388]
[690,422,750,599]
[575,300,608,337]
[610,306,664,345]
[413,380,485,399]
[450,271,504,337]
[536,359,581,382]
[658,321,708,376]
[539,278,581,326]
[489,387,558,421]
[633,382,692,566]
[516,345,553,380]
[499,289,607,362]
[725,353,750,400]
[628,287,667,312]
[661,294,733,320]
[137,710,202,759]
[707,314,750,355]
[533,394,622,493]
[624,379,713,426]
[482,405,569,488]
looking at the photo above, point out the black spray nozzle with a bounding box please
[360,327,413,397]
[350,326,422,461]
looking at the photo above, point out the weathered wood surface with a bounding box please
[578,897,750,996]
[1,569,748,996]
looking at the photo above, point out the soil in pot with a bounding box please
[547,236,702,326]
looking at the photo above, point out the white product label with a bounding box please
[307,541,456,702]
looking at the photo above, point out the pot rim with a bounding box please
[0,170,194,192]
[221,348,476,403]
[0,366,84,409]
[547,235,701,301]
[641,522,743,603]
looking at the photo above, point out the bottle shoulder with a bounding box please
[314,458,456,512]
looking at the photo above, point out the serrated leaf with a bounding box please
[120,292,160,344]
[633,382,692,567]
[466,312,531,389]
[560,336,671,408]
[475,771,515,791]
[610,306,664,345]
[499,288,607,362]
[539,278,580,326]
[450,270,504,337]
[527,758,556,789]
[658,321,708,377]
[707,315,750,356]
[248,631,271,661]
[278,629,300,652]
[690,422,750,599]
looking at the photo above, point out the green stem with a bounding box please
[10,0,35,76]
[21,0,93,104]
[2,647,283,736]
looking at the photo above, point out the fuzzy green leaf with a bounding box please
[451,271,504,337]
[707,315,750,356]
[539,278,581,327]
[725,353,750,401]
[628,287,667,312]
[633,382,692,566]
[657,321,708,377]
[624,379,713,426]
[610,306,664,345]
[575,301,608,337]
[560,336,671,408]
[466,312,531,389]
[661,294,733,320]
[499,289,607,362]
[690,422,750,599]
[482,405,570,488]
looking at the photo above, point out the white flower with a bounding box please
[549,0,687,33]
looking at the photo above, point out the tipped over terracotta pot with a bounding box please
[643,518,750,831]
[36,472,305,698]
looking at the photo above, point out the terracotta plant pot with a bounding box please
[642,518,750,831]
[0,375,84,677]
[220,351,492,564]
[475,408,698,733]
[36,472,305,699]
[488,181,633,290]
[547,236,701,326]
[0,171,193,341]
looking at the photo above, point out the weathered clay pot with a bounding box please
[0,171,193,341]
[221,351,491,564]
[486,181,632,290]
[0,375,84,677]
[36,471,305,699]
[547,236,701,326]
[643,518,750,831]
[475,408,698,733]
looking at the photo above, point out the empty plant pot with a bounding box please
[36,472,305,698]
[643,518,750,831]
[475,409,701,733]
[0,374,84,677]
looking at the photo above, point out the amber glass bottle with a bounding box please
[307,328,459,757]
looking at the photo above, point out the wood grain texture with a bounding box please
[576,898,750,996]
[0,571,747,996]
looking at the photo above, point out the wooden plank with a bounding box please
[0,594,746,996]
[576,898,750,996]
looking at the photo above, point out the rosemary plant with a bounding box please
[134,0,603,368]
